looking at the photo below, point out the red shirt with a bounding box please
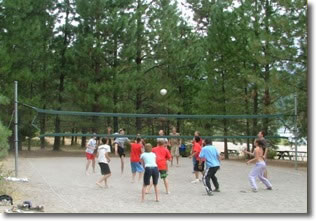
[152,146,172,170]
[193,142,202,161]
[192,139,203,146]
[130,143,143,162]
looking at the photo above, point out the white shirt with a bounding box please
[97,144,111,164]
[86,138,96,154]
[140,152,157,167]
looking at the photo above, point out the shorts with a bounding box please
[171,146,180,157]
[131,162,144,173]
[99,163,111,175]
[143,167,159,186]
[194,161,205,172]
[86,152,95,160]
[118,146,125,158]
[159,170,168,179]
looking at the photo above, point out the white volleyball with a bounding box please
[160,89,167,96]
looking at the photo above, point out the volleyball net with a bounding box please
[21,103,289,141]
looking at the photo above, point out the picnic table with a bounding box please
[276,150,307,161]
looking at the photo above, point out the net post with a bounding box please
[14,81,19,177]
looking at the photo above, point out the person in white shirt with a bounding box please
[85,134,97,175]
[96,138,112,188]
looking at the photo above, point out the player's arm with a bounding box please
[243,149,254,156]
[189,150,197,159]
[247,149,258,164]
[263,148,268,160]
[105,152,110,163]
[114,143,118,156]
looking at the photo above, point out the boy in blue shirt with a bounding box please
[199,139,221,196]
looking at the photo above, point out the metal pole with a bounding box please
[294,94,298,170]
[14,81,18,177]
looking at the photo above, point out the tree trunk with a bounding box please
[81,128,87,148]
[252,85,258,152]
[221,71,229,159]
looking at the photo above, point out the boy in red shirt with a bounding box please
[189,136,205,183]
[149,140,172,194]
[130,137,144,183]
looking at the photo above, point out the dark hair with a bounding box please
[101,138,107,144]
[136,137,141,143]
[259,130,265,137]
[195,136,201,143]
[204,139,212,145]
[255,139,264,147]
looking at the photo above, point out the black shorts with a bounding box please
[118,146,125,158]
[99,163,111,175]
[143,167,159,186]
[194,161,205,172]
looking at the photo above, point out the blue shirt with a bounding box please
[140,152,157,168]
[199,145,220,168]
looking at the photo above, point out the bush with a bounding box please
[0,121,11,159]
[267,149,277,159]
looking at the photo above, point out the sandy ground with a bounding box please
[0,153,308,214]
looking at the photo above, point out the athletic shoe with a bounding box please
[191,179,199,184]
[207,191,214,196]
[214,188,220,192]
[266,187,272,190]
[252,189,258,193]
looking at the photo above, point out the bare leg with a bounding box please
[154,185,159,202]
[138,172,143,182]
[163,178,169,194]
[176,156,180,166]
[92,159,96,173]
[141,185,147,202]
[195,172,199,180]
[132,173,136,183]
[146,182,153,194]
[86,160,91,175]
[120,156,125,175]
[103,174,111,188]
[96,175,105,187]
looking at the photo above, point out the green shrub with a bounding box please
[267,149,277,159]
[0,121,11,159]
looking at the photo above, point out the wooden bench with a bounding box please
[276,150,307,161]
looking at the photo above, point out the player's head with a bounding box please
[195,136,201,143]
[119,128,125,135]
[257,130,265,138]
[101,138,107,144]
[172,127,177,133]
[158,130,164,135]
[145,143,152,152]
[255,139,265,148]
[194,131,200,137]
[204,138,212,145]
[157,139,164,146]
[136,137,141,143]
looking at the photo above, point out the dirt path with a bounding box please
[0,153,308,213]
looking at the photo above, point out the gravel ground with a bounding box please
[0,154,308,214]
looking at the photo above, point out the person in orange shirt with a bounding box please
[189,136,205,183]
[130,137,144,183]
[147,140,172,194]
